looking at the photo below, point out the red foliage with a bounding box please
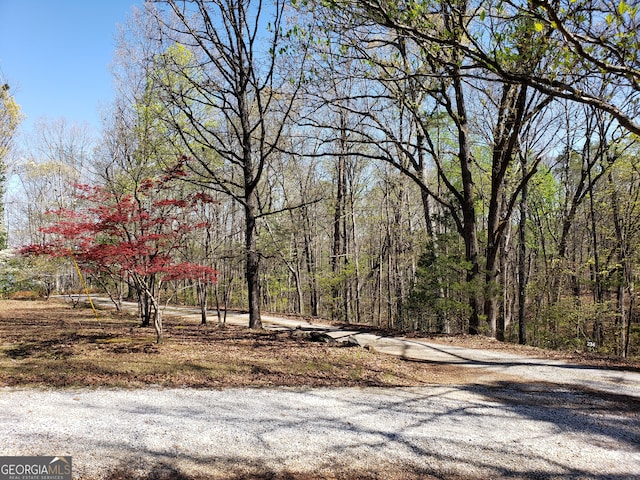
[163,156,190,182]
[18,244,57,257]
[153,198,189,208]
[20,179,218,288]
[162,263,218,282]
[190,192,216,204]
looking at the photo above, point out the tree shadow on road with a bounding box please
[400,339,640,373]
[83,383,638,480]
[466,380,640,448]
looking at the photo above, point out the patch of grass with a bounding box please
[0,299,465,389]
[348,366,364,380]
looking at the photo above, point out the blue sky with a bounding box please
[0,0,144,136]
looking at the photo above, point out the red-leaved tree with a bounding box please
[20,178,218,343]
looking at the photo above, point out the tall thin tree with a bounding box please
[149,0,306,329]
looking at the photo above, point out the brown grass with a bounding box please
[0,299,494,389]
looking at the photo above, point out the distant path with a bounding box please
[82,296,640,400]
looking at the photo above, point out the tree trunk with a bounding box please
[518,156,528,345]
[197,280,207,325]
[485,84,527,340]
[245,190,262,329]
[145,290,162,344]
[154,308,163,344]
[587,162,603,304]
[453,73,482,335]
[331,121,347,322]
[624,293,633,359]
[138,286,152,327]
[609,171,632,357]
[303,222,319,317]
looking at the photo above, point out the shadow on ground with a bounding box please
[74,381,638,480]
[99,460,471,480]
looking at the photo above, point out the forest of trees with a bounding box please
[2,0,640,357]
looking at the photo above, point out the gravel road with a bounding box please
[1,382,638,479]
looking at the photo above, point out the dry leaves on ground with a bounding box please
[0,300,489,388]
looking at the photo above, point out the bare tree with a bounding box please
[344,0,640,135]
[0,82,23,248]
[148,0,306,329]
[15,119,93,244]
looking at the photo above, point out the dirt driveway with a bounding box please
[367,336,640,399]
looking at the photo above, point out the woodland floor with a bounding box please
[0,299,637,389]
[0,299,492,389]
